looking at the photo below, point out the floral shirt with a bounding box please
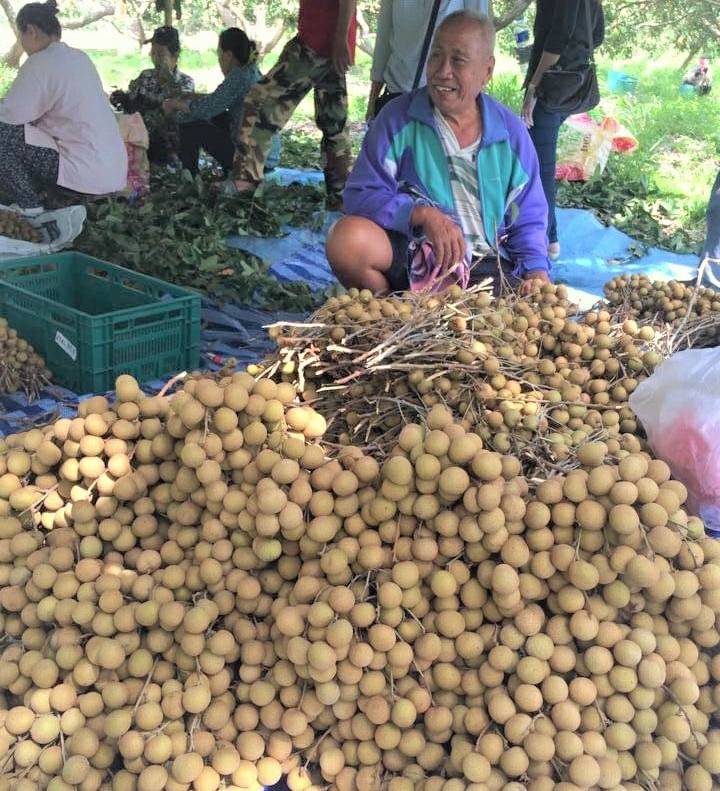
[127,67,195,109]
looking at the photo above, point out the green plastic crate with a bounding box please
[0,252,201,393]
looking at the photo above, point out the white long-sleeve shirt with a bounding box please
[371,0,492,93]
[0,41,127,195]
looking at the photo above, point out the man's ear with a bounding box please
[483,55,496,90]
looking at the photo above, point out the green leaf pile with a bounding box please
[76,170,333,312]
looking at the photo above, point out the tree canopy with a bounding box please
[1,0,717,68]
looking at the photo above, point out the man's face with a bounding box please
[426,23,495,116]
[151,43,174,70]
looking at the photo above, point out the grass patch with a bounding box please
[558,57,718,253]
[485,55,716,254]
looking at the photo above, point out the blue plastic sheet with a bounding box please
[265,167,326,188]
[228,218,339,289]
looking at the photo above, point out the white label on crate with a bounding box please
[55,331,77,361]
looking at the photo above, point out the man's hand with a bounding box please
[366,80,383,121]
[332,33,352,75]
[163,98,189,115]
[521,85,538,128]
[520,269,551,295]
[413,206,467,272]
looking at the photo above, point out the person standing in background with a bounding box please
[367,0,492,119]
[700,172,720,288]
[223,0,356,210]
[521,0,604,262]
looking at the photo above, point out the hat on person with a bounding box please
[146,26,180,51]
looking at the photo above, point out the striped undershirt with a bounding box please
[433,107,492,257]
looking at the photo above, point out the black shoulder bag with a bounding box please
[413,0,443,90]
[536,0,600,115]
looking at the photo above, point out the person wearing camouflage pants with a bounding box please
[230,0,357,208]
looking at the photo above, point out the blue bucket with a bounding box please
[679,83,695,96]
[607,70,639,94]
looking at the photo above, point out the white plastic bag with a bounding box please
[629,348,720,533]
[0,204,87,259]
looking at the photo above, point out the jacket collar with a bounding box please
[408,87,509,147]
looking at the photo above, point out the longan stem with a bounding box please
[158,371,187,397]
[132,658,159,713]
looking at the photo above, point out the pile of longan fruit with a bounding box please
[262,284,667,464]
[604,275,720,325]
[0,370,718,791]
[0,318,51,399]
[0,209,42,243]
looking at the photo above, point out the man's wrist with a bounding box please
[411,205,430,226]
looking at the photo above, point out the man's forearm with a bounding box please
[528,51,561,88]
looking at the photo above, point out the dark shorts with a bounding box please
[385,229,516,294]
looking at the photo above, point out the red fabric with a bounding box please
[298,0,357,62]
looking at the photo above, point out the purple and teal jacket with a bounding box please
[343,88,551,278]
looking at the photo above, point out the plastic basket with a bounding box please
[607,70,639,94]
[0,252,201,393]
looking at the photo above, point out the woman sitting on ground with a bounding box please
[326,11,550,295]
[111,26,195,165]
[163,28,280,176]
[0,0,127,211]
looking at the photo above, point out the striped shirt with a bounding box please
[433,107,492,256]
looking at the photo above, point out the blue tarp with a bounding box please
[265,167,326,188]
[228,213,340,288]
[0,172,704,436]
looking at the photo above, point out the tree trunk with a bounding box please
[64,2,116,30]
[355,6,375,58]
[0,0,21,68]
[680,49,699,70]
[163,0,172,26]
[260,24,285,56]
[212,0,286,55]
[493,0,534,31]
[214,0,237,28]
[2,39,23,69]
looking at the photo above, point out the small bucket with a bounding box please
[607,70,639,94]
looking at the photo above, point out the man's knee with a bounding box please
[326,216,394,286]
[326,216,365,267]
